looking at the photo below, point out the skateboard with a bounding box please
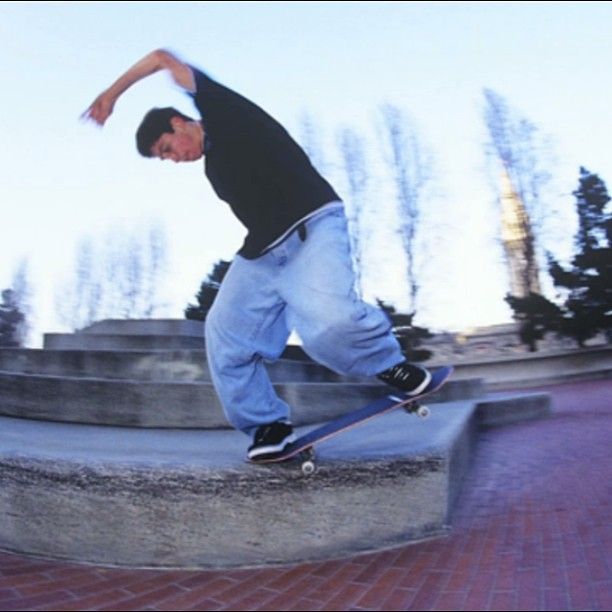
[250,365,454,474]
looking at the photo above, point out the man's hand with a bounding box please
[80,49,195,127]
[81,90,116,126]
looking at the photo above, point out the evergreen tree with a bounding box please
[549,167,611,345]
[11,258,33,346]
[185,260,232,321]
[506,168,611,348]
[505,292,563,352]
[0,289,25,347]
[376,299,433,362]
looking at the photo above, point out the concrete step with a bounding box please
[0,348,358,383]
[43,319,205,350]
[0,400,479,568]
[44,333,206,351]
[43,332,309,357]
[0,372,482,428]
[44,319,306,357]
[79,319,205,336]
[447,346,612,390]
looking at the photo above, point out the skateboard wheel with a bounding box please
[301,460,316,475]
[417,405,430,419]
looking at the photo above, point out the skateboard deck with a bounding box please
[250,365,454,473]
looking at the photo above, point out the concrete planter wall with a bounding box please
[444,345,611,390]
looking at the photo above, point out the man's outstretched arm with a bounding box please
[81,49,196,126]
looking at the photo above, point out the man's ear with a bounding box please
[169,116,186,132]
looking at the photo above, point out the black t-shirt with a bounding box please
[188,67,341,258]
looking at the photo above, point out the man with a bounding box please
[83,49,432,461]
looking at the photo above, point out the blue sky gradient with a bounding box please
[1,2,610,343]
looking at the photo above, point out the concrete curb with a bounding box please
[443,345,612,390]
[0,372,482,429]
[43,333,206,351]
[476,392,551,427]
[0,349,359,383]
[0,392,550,569]
[0,401,476,568]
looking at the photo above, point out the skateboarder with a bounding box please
[82,49,432,460]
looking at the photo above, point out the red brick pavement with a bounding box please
[0,379,609,611]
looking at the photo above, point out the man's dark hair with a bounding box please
[136,107,195,157]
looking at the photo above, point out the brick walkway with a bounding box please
[0,379,609,611]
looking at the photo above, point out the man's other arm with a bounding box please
[81,49,196,126]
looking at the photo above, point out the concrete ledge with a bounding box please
[0,373,373,428]
[45,319,299,360]
[44,333,206,351]
[0,389,550,569]
[79,319,205,336]
[0,372,481,428]
[444,346,612,390]
[476,392,551,428]
[0,349,360,383]
[0,401,477,568]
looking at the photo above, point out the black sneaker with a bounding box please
[247,421,297,461]
[377,361,432,396]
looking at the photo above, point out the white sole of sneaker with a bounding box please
[247,433,297,460]
[405,369,432,397]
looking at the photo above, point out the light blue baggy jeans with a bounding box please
[205,206,404,436]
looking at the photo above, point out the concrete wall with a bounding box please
[442,345,611,390]
[0,373,480,429]
[0,401,478,568]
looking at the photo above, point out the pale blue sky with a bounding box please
[1,1,611,344]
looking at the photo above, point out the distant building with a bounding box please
[500,169,541,297]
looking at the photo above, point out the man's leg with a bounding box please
[280,208,430,393]
[205,255,293,437]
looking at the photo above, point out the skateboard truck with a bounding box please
[299,447,316,475]
[389,395,431,419]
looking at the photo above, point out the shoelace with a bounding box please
[254,425,274,445]
[385,365,412,383]
[254,423,291,445]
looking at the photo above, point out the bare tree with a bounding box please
[55,237,102,330]
[81,240,104,326]
[121,232,145,318]
[107,221,168,319]
[143,221,169,317]
[379,103,433,314]
[337,126,369,296]
[101,229,122,320]
[483,88,552,298]
[55,220,169,330]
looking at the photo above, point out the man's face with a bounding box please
[150,117,203,163]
